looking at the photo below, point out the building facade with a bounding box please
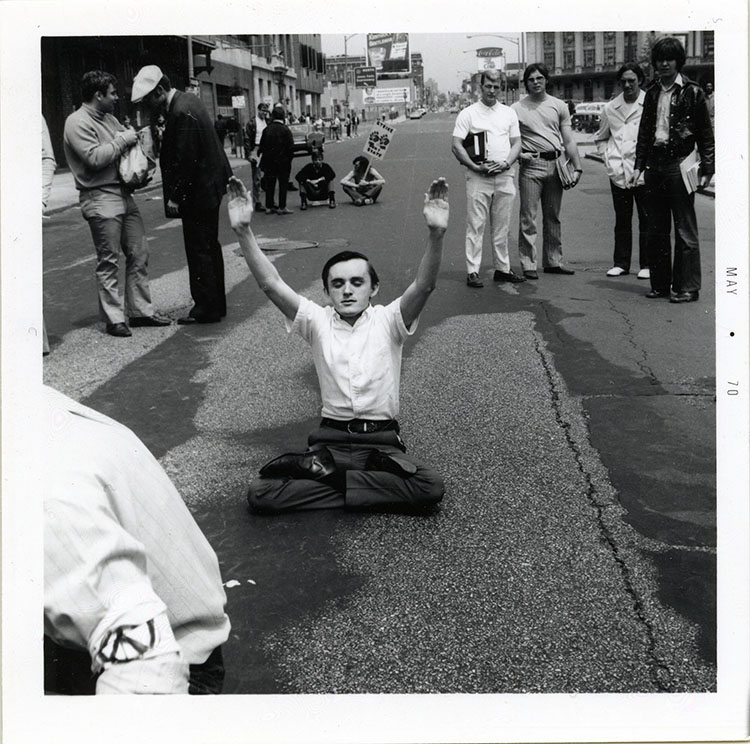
[41,33,323,168]
[524,30,715,102]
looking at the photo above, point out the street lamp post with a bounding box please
[344,33,359,113]
[466,33,524,68]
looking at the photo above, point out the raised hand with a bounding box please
[422,177,449,233]
[227,176,254,231]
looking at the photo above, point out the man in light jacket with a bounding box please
[594,62,650,279]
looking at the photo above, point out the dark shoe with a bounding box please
[669,291,699,304]
[543,266,575,275]
[645,289,670,299]
[254,202,264,211]
[466,272,484,288]
[523,270,539,280]
[365,450,418,477]
[129,313,172,327]
[106,322,131,337]
[177,315,221,325]
[493,270,526,283]
[300,201,308,211]
[259,446,336,480]
[329,199,336,209]
[265,207,277,215]
[277,207,293,215]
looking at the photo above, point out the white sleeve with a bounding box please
[452,109,472,139]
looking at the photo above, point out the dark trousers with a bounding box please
[643,155,701,294]
[247,424,445,513]
[264,166,291,210]
[300,181,334,202]
[610,181,649,271]
[181,204,226,320]
[44,636,225,694]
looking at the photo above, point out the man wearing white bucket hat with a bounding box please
[132,65,233,324]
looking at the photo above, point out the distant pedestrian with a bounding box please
[345,114,352,138]
[332,114,342,141]
[133,65,233,324]
[295,149,336,209]
[226,116,239,155]
[43,385,230,694]
[351,111,359,136]
[703,82,714,128]
[214,114,227,147]
[245,103,269,211]
[63,70,170,338]
[512,63,583,280]
[594,62,650,279]
[340,155,385,206]
[258,104,295,215]
[630,36,714,303]
[452,68,524,288]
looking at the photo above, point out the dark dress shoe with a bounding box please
[259,446,337,479]
[670,291,699,303]
[493,270,526,283]
[645,289,670,299]
[466,272,484,288]
[523,270,539,280]
[543,266,575,275]
[177,315,221,325]
[129,313,172,327]
[106,322,131,337]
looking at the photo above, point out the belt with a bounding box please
[321,417,398,434]
[523,150,561,161]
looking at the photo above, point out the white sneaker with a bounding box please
[637,268,650,279]
[606,266,627,276]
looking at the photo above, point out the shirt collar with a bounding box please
[660,72,683,93]
[166,88,177,108]
[333,303,373,326]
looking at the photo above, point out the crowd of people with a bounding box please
[451,36,713,304]
[42,35,714,695]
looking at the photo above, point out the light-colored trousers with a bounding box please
[464,170,516,274]
[517,158,564,271]
[81,190,154,325]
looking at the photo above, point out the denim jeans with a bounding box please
[644,154,701,294]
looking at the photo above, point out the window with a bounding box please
[544,51,555,69]
[583,48,595,68]
[582,31,595,45]
[624,32,638,62]
[604,46,616,66]
[563,32,575,47]
[563,50,575,69]
[603,31,616,44]
[702,31,714,58]
[583,79,593,101]
[543,32,555,48]
[564,83,573,99]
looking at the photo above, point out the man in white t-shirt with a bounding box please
[452,69,524,288]
[226,175,450,514]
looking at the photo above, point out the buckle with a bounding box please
[347,420,363,433]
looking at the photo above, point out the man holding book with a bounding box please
[629,36,714,304]
[512,63,583,280]
[451,69,524,288]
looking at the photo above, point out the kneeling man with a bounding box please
[227,175,449,513]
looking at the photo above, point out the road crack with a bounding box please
[533,334,676,692]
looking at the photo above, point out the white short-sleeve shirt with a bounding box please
[452,101,520,163]
[287,296,418,420]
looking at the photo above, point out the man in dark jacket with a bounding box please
[132,65,233,324]
[630,37,714,304]
[258,106,295,215]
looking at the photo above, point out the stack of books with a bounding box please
[555,157,578,189]
[680,149,701,193]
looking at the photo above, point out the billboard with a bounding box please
[475,46,505,72]
[361,87,410,105]
[367,33,410,75]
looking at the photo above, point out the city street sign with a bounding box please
[354,66,377,88]
[231,95,246,109]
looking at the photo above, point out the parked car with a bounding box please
[288,122,324,157]
[448,105,460,114]
[409,108,426,120]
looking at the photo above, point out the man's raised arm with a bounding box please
[227,176,300,321]
[399,178,449,329]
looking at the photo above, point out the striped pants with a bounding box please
[517,158,564,271]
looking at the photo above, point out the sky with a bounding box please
[321,33,524,94]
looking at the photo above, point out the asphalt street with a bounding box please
[42,113,717,694]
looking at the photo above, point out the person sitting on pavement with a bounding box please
[295,149,336,210]
[226,174,450,514]
[340,155,385,206]
[43,385,230,694]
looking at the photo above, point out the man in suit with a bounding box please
[132,65,233,324]
[257,105,295,215]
